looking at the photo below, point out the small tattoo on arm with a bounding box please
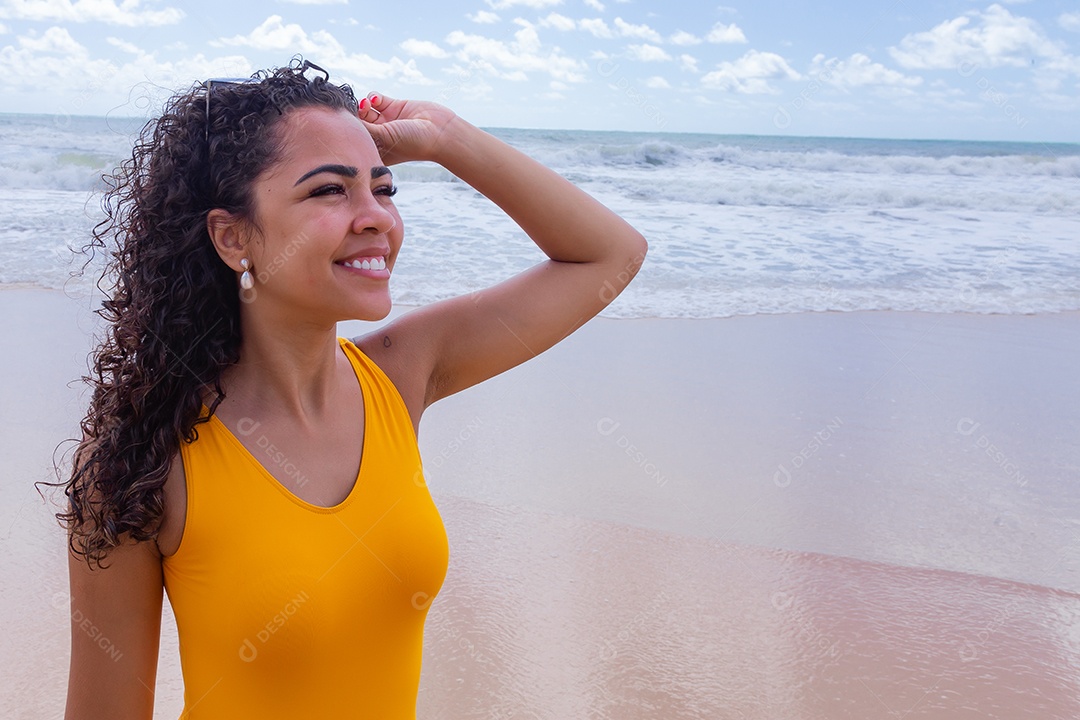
[383,335,392,348]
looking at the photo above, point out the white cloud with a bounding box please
[1042,53,1080,77]
[583,0,604,10]
[701,50,800,93]
[644,75,670,88]
[669,30,701,46]
[809,53,922,88]
[16,25,84,53]
[440,63,495,99]
[106,37,141,54]
[0,26,259,116]
[485,0,562,9]
[343,56,429,84]
[706,22,747,44]
[217,15,338,54]
[539,12,577,31]
[0,24,114,100]
[889,4,1061,70]
[0,0,183,26]
[400,38,449,58]
[884,4,1080,93]
[468,10,500,24]
[1060,12,1080,32]
[0,22,8,34]
[627,43,671,62]
[613,17,662,43]
[218,17,431,84]
[679,53,698,73]
[445,23,586,82]
[579,17,612,38]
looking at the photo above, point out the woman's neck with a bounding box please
[215,311,344,422]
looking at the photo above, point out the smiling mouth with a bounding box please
[336,256,387,271]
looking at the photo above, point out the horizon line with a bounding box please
[1,111,1078,148]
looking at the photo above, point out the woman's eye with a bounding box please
[377,184,398,198]
[310,183,345,197]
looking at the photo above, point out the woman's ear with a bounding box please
[206,208,249,270]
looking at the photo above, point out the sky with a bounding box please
[1,0,1079,142]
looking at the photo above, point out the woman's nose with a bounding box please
[351,193,396,234]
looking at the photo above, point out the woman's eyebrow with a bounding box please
[294,164,359,186]
[294,164,393,186]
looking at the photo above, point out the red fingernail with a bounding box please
[359,98,369,111]
[371,94,380,105]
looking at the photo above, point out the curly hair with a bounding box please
[55,57,359,567]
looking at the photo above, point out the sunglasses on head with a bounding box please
[202,60,331,142]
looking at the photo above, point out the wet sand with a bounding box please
[2,287,1078,718]
[420,495,1080,720]
[408,308,1080,593]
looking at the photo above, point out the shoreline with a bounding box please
[9,281,1079,320]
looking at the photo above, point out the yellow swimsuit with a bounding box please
[162,338,448,719]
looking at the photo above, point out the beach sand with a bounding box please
[2,287,1078,718]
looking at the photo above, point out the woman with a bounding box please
[62,59,646,719]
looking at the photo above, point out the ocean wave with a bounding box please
[508,135,1080,180]
[584,175,1077,213]
[531,139,693,169]
[0,151,115,192]
[693,145,1080,179]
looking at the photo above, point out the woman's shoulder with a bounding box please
[156,450,186,557]
[350,325,433,433]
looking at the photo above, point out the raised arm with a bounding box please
[65,536,163,720]
[356,93,647,405]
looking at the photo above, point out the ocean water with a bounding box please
[1,112,1078,318]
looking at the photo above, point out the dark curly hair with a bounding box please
[54,57,359,567]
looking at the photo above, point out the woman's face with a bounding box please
[242,105,403,323]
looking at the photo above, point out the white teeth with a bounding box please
[342,257,386,271]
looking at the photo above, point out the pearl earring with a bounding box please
[240,258,254,290]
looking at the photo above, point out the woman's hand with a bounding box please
[357,92,460,166]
